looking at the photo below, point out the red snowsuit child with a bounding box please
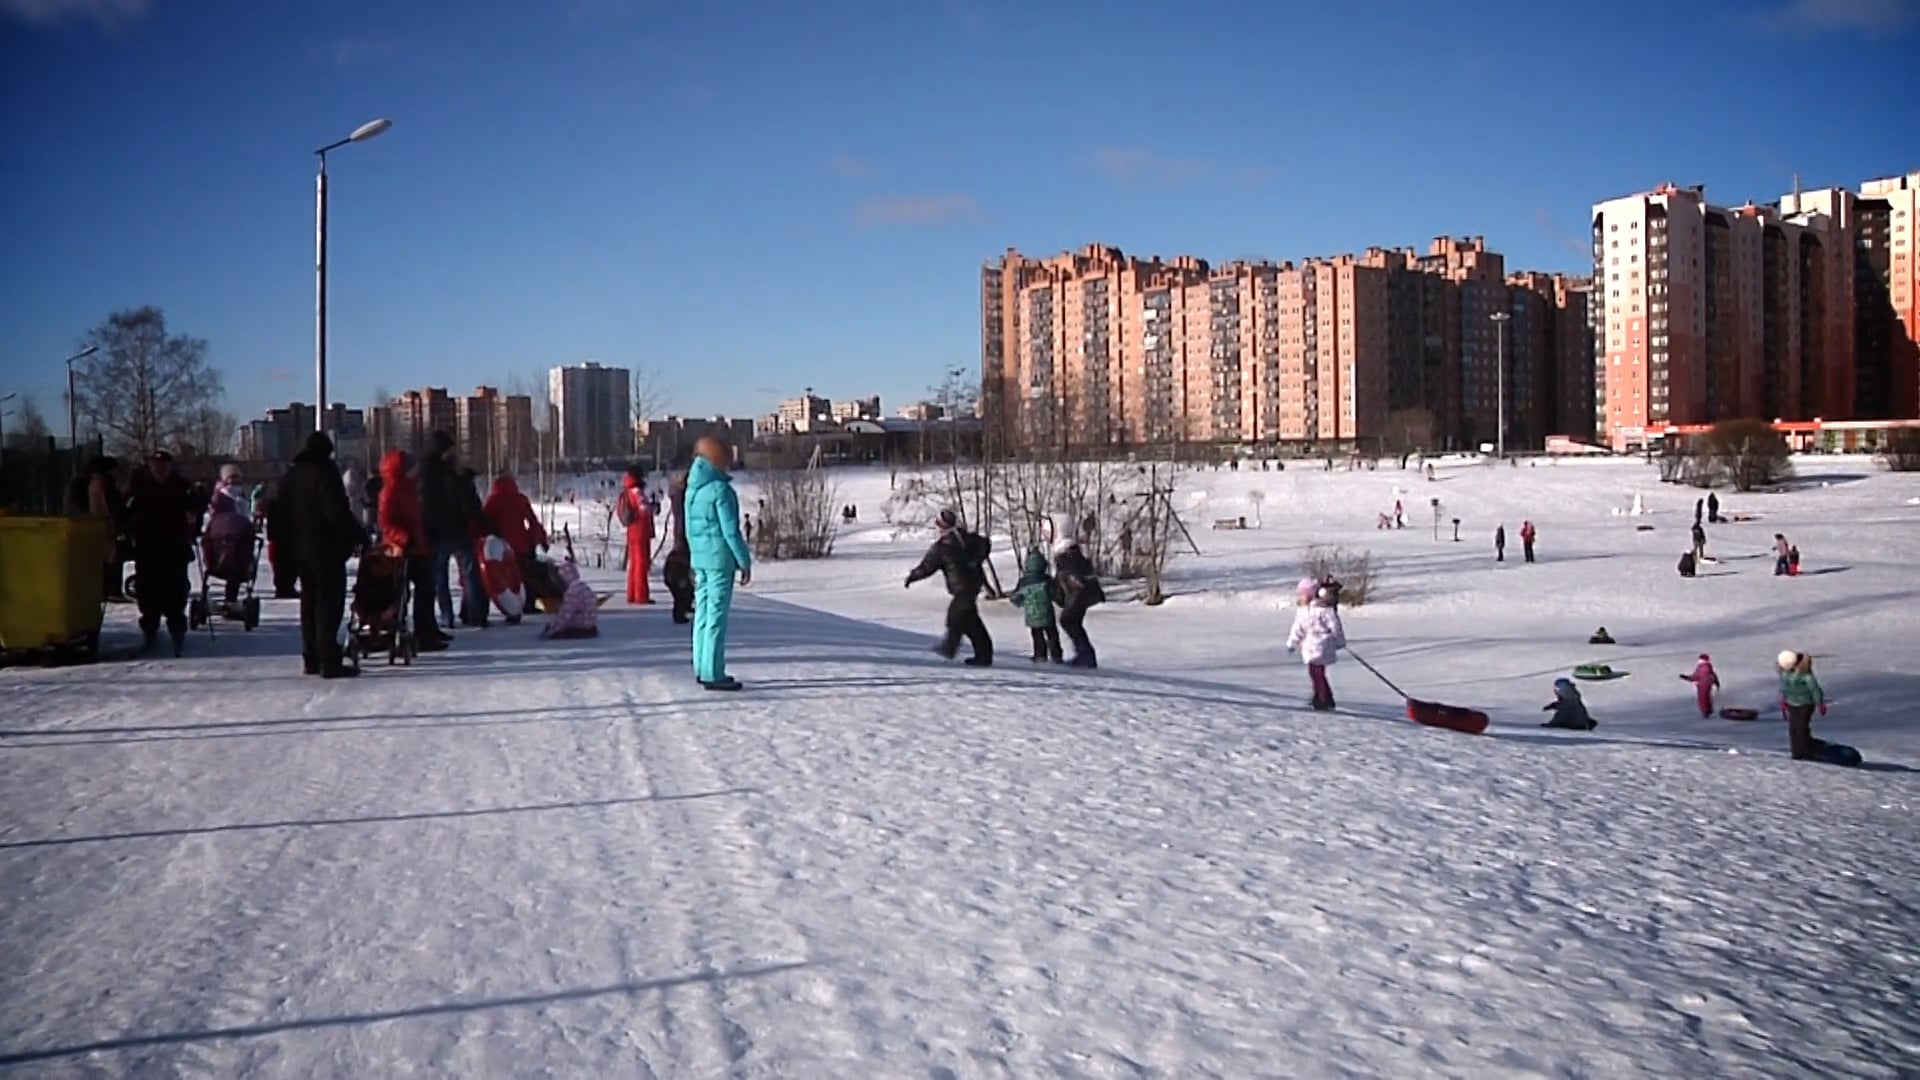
[1684,653,1720,718]
[618,470,655,604]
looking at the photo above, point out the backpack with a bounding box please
[964,531,990,568]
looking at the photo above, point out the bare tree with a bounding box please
[72,306,225,457]
[752,443,839,560]
[184,405,239,457]
[629,364,672,431]
[5,396,52,449]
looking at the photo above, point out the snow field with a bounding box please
[1,455,1916,1076]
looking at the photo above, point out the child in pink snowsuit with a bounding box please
[541,561,600,639]
[1685,653,1720,718]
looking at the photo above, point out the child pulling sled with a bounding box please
[1682,653,1720,718]
[1286,582,1346,710]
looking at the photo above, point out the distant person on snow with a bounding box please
[484,472,565,607]
[1494,524,1507,563]
[906,509,993,667]
[1053,536,1104,668]
[125,450,196,657]
[1776,651,1830,760]
[1683,653,1720,718]
[686,436,752,690]
[1787,544,1802,576]
[1694,497,1705,526]
[1286,582,1346,710]
[1008,545,1064,664]
[618,465,655,605]
[540,560,600,640]
[455,465,492,628]
[1541,678,1597,730]
[1520,520,1537,563]
[1692,521,1709,565]
[1677,549,1698,578]
[1707,491,1721,523]
[1773,533,1793,576]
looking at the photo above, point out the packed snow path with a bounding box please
[3,593,1916,1077]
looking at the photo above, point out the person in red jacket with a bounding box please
[1520,520,1537,563]
[482,473,547,559]
[617,465,655,604]
[377,449,449,651]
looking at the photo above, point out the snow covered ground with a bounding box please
[3,456,1918,1077]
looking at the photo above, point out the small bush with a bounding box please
[1692,419,1793,492]
[1882,429,1920,472]
[1305,545,1378,607]
[752,467,839,560]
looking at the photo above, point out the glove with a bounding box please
[1818,703,1828,716]
[903,577,912,589]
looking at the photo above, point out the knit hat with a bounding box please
[1776,650,1800,670]
[1296,576,1318,600]
[1698,653,1710,662]
[936,508,960,531]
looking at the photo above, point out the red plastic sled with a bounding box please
[1407,698,1490,735]
[476,536,527,620]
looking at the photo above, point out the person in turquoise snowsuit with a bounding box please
[685,437,752,690]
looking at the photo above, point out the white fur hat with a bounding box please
[1776,650,1800,670]
[1052,536,1079,556]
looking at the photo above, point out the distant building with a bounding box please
[389,387,458,453]
[636,416,757,467]
[896,401,947,421]
[455,386,537,474]
[775,390,832,433]
[549,361,631,460]
[238,402,366,466]
[831,395,881,422]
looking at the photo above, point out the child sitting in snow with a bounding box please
[1683,653,1720,718]
[1285,582,1346,711]
[1009,545,1064,663]
[540,560,600,640]
[1542,678,1598,730]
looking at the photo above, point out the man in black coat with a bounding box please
[418,430,484,630]
[664,470,695,624]
[904,508,992,666]
[1053,537,1104,668]
[277,432,365,677]
[125,450,196,655]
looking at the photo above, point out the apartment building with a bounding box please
[774,391,833,434]
[388,387,459,454]
[987,242,1506,455]
[1506,271,1596,446]
[237,403,367,466]
[1593,172,1916,450]
[548,362,631,460]
[831,395,882,423]
[454,386,536,475]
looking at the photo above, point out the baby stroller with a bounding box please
[189,526,263,632]
[345,547,418,667]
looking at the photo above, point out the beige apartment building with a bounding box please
[985,239,1589,455]
[984,245,1395,454]
[1592,171,1918,451]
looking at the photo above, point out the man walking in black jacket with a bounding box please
[126,450,196,656]
[277,432,365,677]
[905,509,992,666]
[664,470,695,624]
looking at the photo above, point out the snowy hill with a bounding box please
[2,455,1917,1076]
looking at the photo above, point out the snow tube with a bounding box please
[1407,698,1489,735]
[1719,707,1759,721]
[1573,663,1623,681]
[477,536,526,620]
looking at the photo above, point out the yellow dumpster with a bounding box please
[0,515,109,658]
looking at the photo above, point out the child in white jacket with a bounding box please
[1287,583,1347,710]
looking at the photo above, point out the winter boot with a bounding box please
[171,631,185,658]
[963,655,993,668]
[141,626,158,654]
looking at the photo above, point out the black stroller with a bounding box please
[345,548,417,667]
[188,525,263,632]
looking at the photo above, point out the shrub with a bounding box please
[751,466,839,560]
[1304,545,1378,607]
[1882,428,1920,472]
[1693,419,1793,492]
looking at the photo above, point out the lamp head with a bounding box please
[350,118,393,142]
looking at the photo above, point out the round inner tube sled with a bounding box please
[1573,662,1623,681]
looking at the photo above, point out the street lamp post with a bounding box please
[314,117,393,435]
[63,345,99,467]
[1490,310,1512,460]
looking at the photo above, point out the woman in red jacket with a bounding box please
[618,465,654,604]
[378,449,449,650]
[482,474,547,558]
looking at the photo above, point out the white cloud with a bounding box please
[1092,148,1212,185]
[855,194,982,228]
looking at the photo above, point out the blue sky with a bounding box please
[1,0,1915,427]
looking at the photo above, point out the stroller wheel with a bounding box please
[243,597,261,630]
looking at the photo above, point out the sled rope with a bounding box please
[1345,648,1409,700]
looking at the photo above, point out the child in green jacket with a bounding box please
[1010,546,1064,663]
[1777,650,1830,760]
